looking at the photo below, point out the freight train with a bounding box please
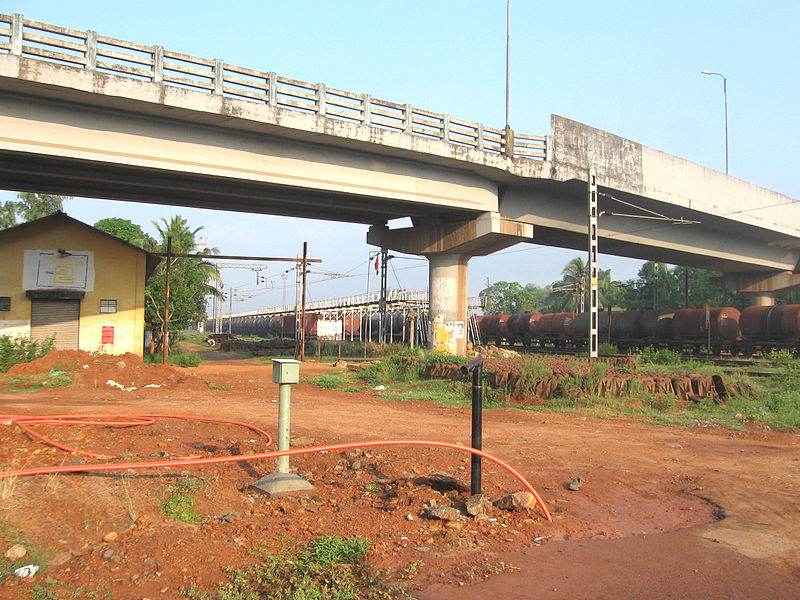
[205,310,425,343]
[477,304,800,356]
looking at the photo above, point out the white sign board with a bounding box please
[316,319,343,341]
[23,250,94,291]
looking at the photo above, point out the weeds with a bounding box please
[305,373,362,393]
[145,351,202,367]
[187,535,411,600]
[161,476,204,523]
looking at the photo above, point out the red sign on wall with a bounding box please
[101,325,114,344]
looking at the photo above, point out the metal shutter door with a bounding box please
[30,299,80,349]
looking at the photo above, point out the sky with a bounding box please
[2,0,798,313]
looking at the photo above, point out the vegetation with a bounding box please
[0,192,67,229]
[145,350,202,367]
[161,477,205,523]
[0,334,55,372]
[482,256,747,314]
[95,215,223,354]
[183,535,412,600]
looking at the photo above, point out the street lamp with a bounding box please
[701,69,729,174]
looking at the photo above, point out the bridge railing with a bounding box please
[0,13,549,160]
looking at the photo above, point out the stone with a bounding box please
[5,544,26,560]
[465,493,493,516]
[495,491,535,512]
[103,531,119,543]
[426,505,461,521]
[102,549,114,560]
[425,473,470,493]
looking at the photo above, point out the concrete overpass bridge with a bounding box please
[2,13,798,353]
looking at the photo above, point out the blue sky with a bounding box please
[3,1,798,312]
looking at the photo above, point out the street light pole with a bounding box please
[701,69,729,174]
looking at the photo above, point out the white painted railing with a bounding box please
[0,13,549,160]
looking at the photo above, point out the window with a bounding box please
[0,297,9,311]
[99,299,117,314]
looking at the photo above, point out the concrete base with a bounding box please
[250,472,317,498]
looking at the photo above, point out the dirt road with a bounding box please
[1,354,798,598]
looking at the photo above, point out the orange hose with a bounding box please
[0,414,552,522]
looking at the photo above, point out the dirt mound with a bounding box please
[5,350,207,391]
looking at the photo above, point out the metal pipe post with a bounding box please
[277,383,291,473]
[461,357,484,495]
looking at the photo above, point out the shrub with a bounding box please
[638,346,682,365]
[0,334,55,373]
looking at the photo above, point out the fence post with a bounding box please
[267,72,277,107]
[152,45,164,83]
[443,114,450,143]
[362,94,371,125]
[404,104,413,134]
[213,58,224,95]
[504,125,514,157]
[85,30,97,70]
[317,83,326,116]
[477,123,485,151]
[11,13,23,56]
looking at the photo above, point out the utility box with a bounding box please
[272,358,301,384]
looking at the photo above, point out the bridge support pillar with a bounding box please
[717,271,800,306]
[368,212,534,354]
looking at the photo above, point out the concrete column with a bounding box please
[751,291,776,307]
[427,253,469,355]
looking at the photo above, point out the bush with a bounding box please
[638,346,682,365]
[598,342,619,355]
[0,334,55,372]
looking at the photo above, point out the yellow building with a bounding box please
[0,212,159,356]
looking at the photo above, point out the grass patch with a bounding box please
[305,373,363,393]
[161,477,204,523]
[145,351,202,367]
[1,370,73,392]
[184,535,412,600]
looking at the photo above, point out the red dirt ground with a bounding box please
[0,351,798,599]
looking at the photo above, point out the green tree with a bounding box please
[145,216,221,350]
[480,281,541,314]
[94,217,155,249]
[0,192,67,228]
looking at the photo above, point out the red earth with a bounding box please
[0,350,798,599]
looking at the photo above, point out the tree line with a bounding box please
[478,255,791,315]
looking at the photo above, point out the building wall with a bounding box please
[0,218,147,356]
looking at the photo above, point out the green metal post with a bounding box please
[277,383,291,473]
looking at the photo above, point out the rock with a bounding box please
[5,544,26,560]
[425,473,470,493]
[135,514,152,529]
[349,459,363,471]
[291,436,315,447]
[103,531,119,543]
[495,491,535,512]
[568,476,582,491]
[465,493,493,516]
[102,549,114,560]
[426,505,461,521]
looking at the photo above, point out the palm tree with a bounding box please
[558,256,586,311]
